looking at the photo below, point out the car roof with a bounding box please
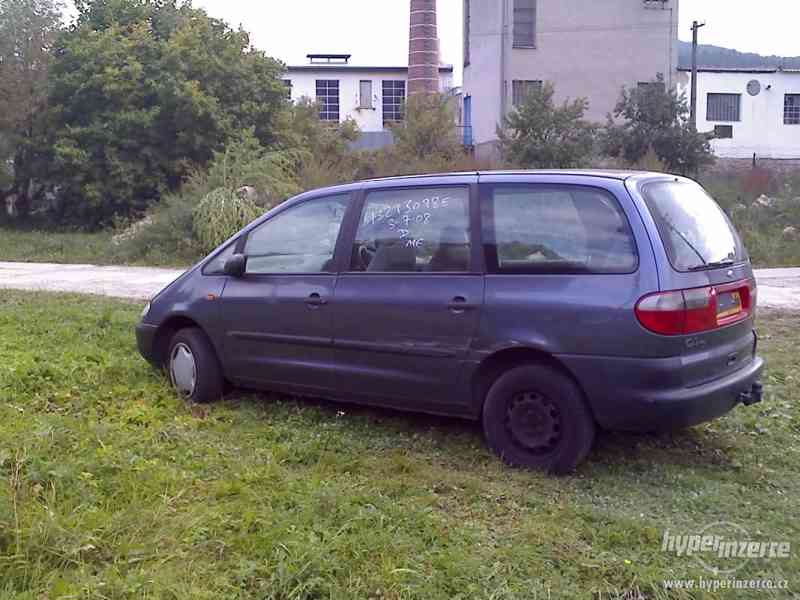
[290,170,680,201]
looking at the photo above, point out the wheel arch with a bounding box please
[470,347,595,420]
[152,315,206,368]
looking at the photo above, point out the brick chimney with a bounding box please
[408,0,440,95]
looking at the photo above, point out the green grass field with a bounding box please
[1,291,798,599]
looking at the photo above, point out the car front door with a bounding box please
[219,193,351,394]
[331,180,483,412]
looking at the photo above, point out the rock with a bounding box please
[112,216,154,246]
[782,226,798,239]
[753,194,775,208]
[237,185,259,202]
[5,194,17,217]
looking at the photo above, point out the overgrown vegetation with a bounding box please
[0,1,796,269]
[497,82,596,169]
[1,290,798,598]
[702,167,800,268]
[603,75,715,176]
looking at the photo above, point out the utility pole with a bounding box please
[690,20,706,131]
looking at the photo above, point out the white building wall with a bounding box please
[285,68,455,133]
[679,70,800,160]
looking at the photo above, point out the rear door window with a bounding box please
[481,184,638,274]
[351,186,471,272]
[641,180,745,272]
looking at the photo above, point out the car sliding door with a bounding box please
[331,180,484,413]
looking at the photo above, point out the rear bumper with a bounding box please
[135,323,159,366]
[561,354,765,432]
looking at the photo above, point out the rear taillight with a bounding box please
[635,280,753,336]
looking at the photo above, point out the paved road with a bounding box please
[0,261,798,310]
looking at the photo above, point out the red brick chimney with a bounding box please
[408,0,440,95]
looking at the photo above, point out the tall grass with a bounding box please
[701,167,800,268]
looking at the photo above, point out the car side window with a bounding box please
[203,243,236,275]
[244,194,348,274]
[350,186,471,273]
[482,185,638,274]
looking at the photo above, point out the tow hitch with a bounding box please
[739,382,763,406]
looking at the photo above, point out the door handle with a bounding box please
[305,293,328,307]
[447,296,477,312]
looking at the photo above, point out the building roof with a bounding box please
[287,64,454,73]
[677,67,780,74]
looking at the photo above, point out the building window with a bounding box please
[706,93,740,122]
[512,80,542,107]
[785,94,800,125]
[359,80,373,109]
[282,79,292,100]
[316,80,340,122]
[714,125,733,139]
[513,0,536,48]
[637,81,666,94]
[464,0,471,66]
[383,80,406,124]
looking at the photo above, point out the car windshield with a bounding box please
[641,180,745,272]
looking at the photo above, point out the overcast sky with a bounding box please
[66,1,800,82]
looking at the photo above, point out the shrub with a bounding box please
[497,82,596,168]
[603,74,714,175]
[192,188,263,253]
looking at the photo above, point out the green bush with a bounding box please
[192,188,263,253]
[497,82,596,169]
[603,74,714,176]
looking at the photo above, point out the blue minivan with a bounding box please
[136,171,764,473]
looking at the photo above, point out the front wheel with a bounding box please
[167,327,224,404]
[482,364,596,474]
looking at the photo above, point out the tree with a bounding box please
[497,82,596,169]
[39,0,288,226]
[0,0,63,216]
[603,74,714,175]
[390,92,463,163]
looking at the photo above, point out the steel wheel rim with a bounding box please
[506,391,563,454]
[170,343,197,398]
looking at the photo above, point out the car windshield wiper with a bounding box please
[688,258,735,271]
[662,220,708,268]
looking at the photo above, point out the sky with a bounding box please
[66,1,800,84]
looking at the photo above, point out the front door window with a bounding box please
[244,195,349,274]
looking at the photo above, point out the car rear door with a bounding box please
[330,177,484,412]
[219,192,352,394]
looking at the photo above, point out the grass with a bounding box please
[0,227,197,268]
[0,290,798,599]
[0,228,118,266]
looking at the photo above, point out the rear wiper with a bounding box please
[688,259,735,271]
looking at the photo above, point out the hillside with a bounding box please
[678,41,800,70]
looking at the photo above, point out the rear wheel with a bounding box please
[167,328,223,404]
[482,364,596,474]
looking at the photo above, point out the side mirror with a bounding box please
[223,253,247,277]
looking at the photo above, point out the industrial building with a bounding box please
[284,54,455,150]
[678,67,800,160]
[462,0,680,158]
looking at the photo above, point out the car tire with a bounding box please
[167,327,224,404]
[482,364,596,474]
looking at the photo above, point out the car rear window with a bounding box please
[482,184,638,274]
[641,180,745,272]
